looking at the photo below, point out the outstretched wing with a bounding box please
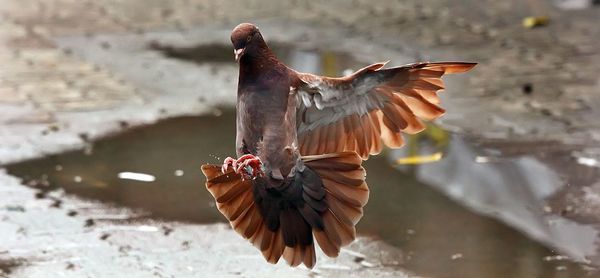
[294,61,476,159]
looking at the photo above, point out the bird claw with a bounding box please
[221,157,237,173]
[236,156,265,180]
[221,154,264,180]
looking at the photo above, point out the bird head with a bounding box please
[230,23,261,63]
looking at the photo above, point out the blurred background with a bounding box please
[1,0,599,277]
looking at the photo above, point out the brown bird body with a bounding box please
[201,23,477,268]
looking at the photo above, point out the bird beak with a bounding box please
[234,48,245,62]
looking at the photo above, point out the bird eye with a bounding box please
[246,36,252,42]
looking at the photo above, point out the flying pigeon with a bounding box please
[201,23,476,268]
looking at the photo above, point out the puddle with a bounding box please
[149,40,358,76]
[5,110,596,277]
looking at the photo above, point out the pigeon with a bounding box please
[201,23,476,268]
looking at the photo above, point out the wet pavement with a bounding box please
[1,0,600,277]
[4,110,597,277]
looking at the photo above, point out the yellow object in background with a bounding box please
[399,123,450,165]
[522,16,549,28]
[396,152,443,165]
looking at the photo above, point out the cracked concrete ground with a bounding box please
[1,0,599,277]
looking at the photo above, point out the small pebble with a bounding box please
[84,219,95,227]
[522,83,533,95]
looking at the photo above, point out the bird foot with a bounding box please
[221,154,265,180]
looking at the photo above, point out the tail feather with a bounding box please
[299,203,324,229]
[201,165,253,220]
[323,179,368,207]
[262,229,285,264]
[280,208,312,246]
[283,246,303,267]
[326,193,363,226]
[227,191,254,221]
[303,243,316,267]
[313,230,339,257]
[257,228,275,252]
[248,218,266,248]
[201,151,368,269]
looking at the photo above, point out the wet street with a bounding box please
[1,0,600,277]
[6,110,594,277]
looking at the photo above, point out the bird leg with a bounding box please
[221,154,265,180]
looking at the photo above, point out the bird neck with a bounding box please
[239,43,279,81]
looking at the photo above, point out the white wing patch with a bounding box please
[296,75,386,133]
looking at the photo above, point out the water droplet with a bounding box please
[451,253,463,260]
[118,172,156,182]
[543,255,568,261]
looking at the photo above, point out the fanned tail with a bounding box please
[201,151,368,268]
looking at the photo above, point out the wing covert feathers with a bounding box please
[201,151,368,268]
